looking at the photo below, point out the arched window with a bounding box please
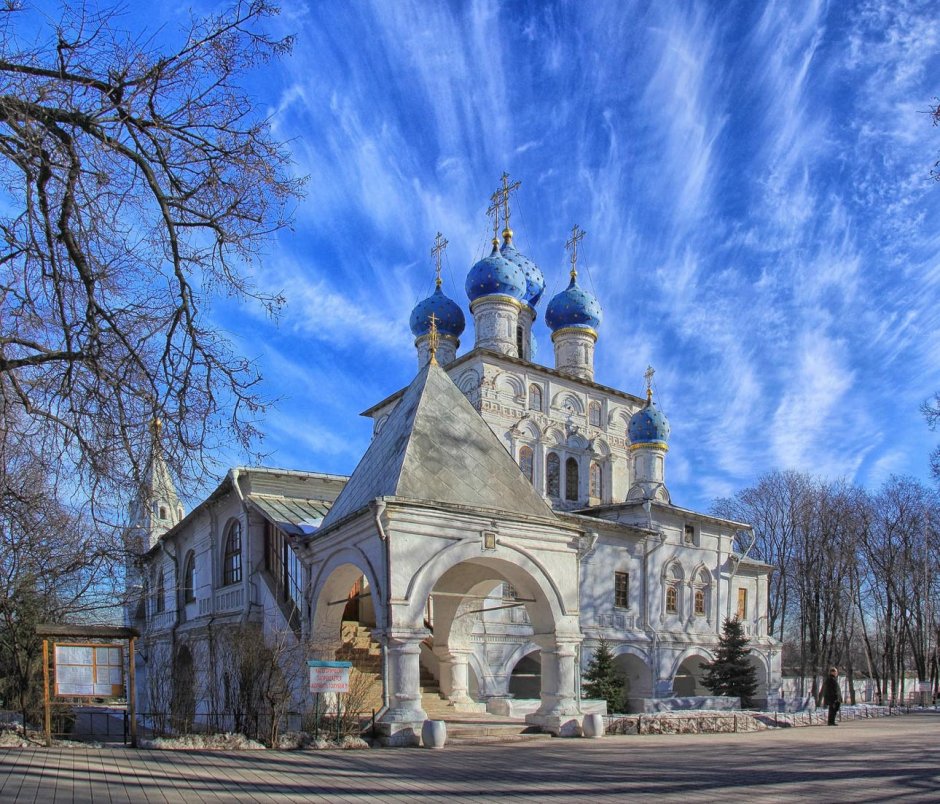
[183,551,196,604]
[155,568,165,614]
[589,462,602,500]
[159,505,167,520]
[665,563,683,615]
[693,569,710,618]
[666,585,678,614]
[589,401,601,427]
[546,452,560,497]
[519,445,534,483]
[528,384,542,412]
[223,521,242,586]
[177,506,184,522]
[565,457,579,501]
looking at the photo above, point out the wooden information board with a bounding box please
[53,643,124,698]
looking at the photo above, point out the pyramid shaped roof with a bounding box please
[320,361,555,529]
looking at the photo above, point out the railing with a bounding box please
[148,609,176,631]
[215,586,244,613]
[136,707,378,747]
[198,597,212,616]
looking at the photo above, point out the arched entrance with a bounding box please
[391,547,582,736]
[613,650,653,712]
[673,653,711,697]
[509,651,541,699]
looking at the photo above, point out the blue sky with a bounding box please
[180,0,939,512]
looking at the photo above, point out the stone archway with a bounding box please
[508,650,541,699]
[386,547,582,737]
[673,652,712,697]
[308,554,386,660]
[613,649,653,712]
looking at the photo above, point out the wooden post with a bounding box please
[42,639,52,747]
[128,637,137,748]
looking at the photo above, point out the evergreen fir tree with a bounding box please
[582,639,626,713]
[700,617,759,707]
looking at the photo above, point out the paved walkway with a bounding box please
[2,712,939,802]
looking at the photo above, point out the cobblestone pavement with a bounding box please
[1,712,938,803]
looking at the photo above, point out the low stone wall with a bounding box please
[606,711,766,735]
[636,696,740,713]
[605,703,917,736]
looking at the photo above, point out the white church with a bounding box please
[127,178,781,743]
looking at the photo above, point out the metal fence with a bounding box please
[135,708,378,745]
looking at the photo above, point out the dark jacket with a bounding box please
[824,675,842,705]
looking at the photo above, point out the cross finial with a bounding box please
[431,232,448,289]
[498,171,521,242]
[644,364,655,403]
[428,313,440,366]
[565,224,586,280]
[486,191,502,246]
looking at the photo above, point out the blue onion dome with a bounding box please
[501,239,545,307]
[628,395,671,446]
[465,241,527,303]
[410,284,465,338]
[544,274,603,331]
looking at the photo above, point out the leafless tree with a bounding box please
[0,421,116,725]
[713,470,810,642]
[0,1,301,518]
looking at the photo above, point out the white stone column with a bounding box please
[375,628,428,744]
[433,645,473,706]
[525,635,583,736]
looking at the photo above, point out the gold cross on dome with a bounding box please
[499,171,521,238]
[431,232,448,288]
[565,224,586,279]
[644,364,655,402]
[428,313,440,366]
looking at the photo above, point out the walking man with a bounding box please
[824,667,842,726]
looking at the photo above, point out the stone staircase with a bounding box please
[337,622,548,745]
[336,622,383,712]
[419,665,549,745]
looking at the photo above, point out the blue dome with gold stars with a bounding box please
[628,399,671,445]
[501,240,545,308]
[545,275,602,331]
[410,285,465,338]
[466,243,527,303]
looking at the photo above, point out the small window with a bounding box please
[518,445,534,483]
[546,452,560,497]
[565,457,579,501]
[589,462,602,500]
[516,326,525,359]
[155,568,165,614]
[177,506,184,522]
[528,384,542,412]
[159,506,167,520]
[694,588,705,616]
[589,401,601,427]
[223,521,243,586]
[614,572,629,608]
[183,551,196,604]
[684,524,695,544]
[737,588,748,621]
[502,582,517,601]
[666,585,678,614]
